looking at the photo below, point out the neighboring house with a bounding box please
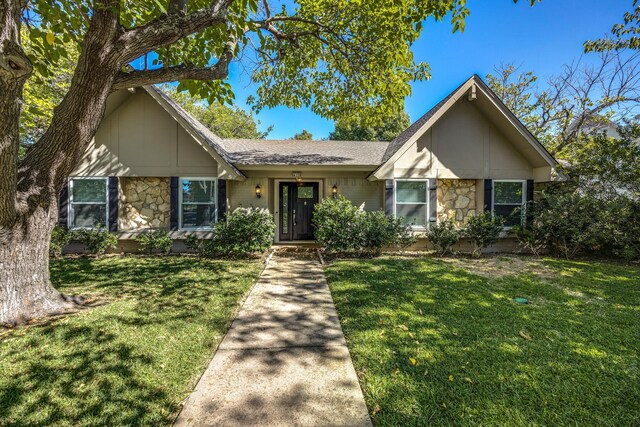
[61,75,560,250]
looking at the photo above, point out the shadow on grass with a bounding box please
[0,256,260,426]
[326,257,640,426]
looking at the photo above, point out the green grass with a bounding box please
[325,257,640,426]
[0,256,262,426]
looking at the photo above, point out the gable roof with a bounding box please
[219,139,389,166]
[142,86,245,180]
[370,74,559,179]
[135,77,559,177]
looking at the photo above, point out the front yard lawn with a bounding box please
[326,256,640,426]
[0,256,262,426]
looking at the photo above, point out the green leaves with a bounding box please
[163,85,270,139]
[585,1,640,52]
[19,27,78,149]
[329,110,410,141]
[22,0,483,126]
[246,0,469,123]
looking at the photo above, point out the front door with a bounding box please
[279,182,319,241]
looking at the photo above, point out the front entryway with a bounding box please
[278,182,319,241]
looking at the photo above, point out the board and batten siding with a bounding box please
[323,177,383,211]
[392,97,535,180]
[227,178,270,211]
[71,91,220,177]
[226,174,384,214]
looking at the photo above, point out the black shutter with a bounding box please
[483,179,493,212]
[58,181,69,228]
[384,180,394,216]
[170,176,179,231]
[217,179,227,221]
[526,179,534,226]
[526,179,534,203]
[428,178,437,223]
[108,177,119,232]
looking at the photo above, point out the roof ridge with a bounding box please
[222,138,390,143]
[380,75,475,163]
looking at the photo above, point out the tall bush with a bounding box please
[313,196,415,254]
[426,218,460,256]
[386,216,417,252]
[515,192,640,260]
[313,196,364,252]
[464,212,504,257]
[205,207,275,258]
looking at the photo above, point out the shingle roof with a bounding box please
[219,139,390,166]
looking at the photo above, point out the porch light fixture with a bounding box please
[332,184,338,198]
[255,184,262,199]
[292,171,303,185]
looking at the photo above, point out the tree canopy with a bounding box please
[163,85,271,139]
[486,51,640,155]
[585,0,640,52]
[291,129,313,140]
[19,28,78,152]
[329,110,410,141]
[19,0,476,125]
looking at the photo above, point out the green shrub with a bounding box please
[185,234,207,255]
[513,223,547,256]
[426,218,460,256]
[386,216,417,252]
[609,199,640,260]
[361,211,392,254]
[464,212,504,257]
[516,192,640,260]
[314,196,416,254]
[313,196,364,252]
[71,226,118,255]
[50,226,71,258]
[136,229,173,255]
[205,207,275,258]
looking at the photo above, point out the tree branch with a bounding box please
[112,36,237,89]
[118,1,233,63]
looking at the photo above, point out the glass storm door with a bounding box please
[279,182,319,241]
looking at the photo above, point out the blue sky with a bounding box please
[227,0,631,139]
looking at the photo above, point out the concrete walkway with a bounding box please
[174,253,372,427]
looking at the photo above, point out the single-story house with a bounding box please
[60,75,560,251]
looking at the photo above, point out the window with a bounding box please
[395,180,428,227]
[180,178,217,229]
[297,185,314,199]
[493,180,526,227]
[69,177,108,228]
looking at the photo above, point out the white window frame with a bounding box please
[179,177,218,230]
[68,176,109,229]
[492,179,527,229]
[394,179,430,230]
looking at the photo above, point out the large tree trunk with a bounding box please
[0,207,76,326]
[0,0,121,326]
[1,0,235,326]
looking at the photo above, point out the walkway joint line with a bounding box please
[174,253,372,427]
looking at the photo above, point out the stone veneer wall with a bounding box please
[120,177,171,230]
[437,179,477,225]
